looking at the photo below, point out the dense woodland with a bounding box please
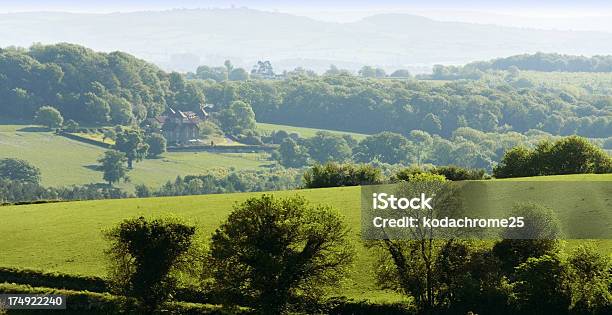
[2,44,610,139]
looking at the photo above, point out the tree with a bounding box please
[104,216,196,312]
[34,106,63,129]
[359,66,386,78]
[277,138,310,168]
[228,68,249,81]
[354,132,414,164]
[492,203,561,276]
[368,175,466,313]
[568,245,612,315]
[209,195,354,314]
[0,158,41,184]
[306,131,352,163]
[146,133,167,157]
[98,150,129,185]
[390,69,411,78]
[302,162,383,188]
[196,65,228,82]
[82,92,110,124]
[114,129,149,168]
[493,136,612,178]
[217,100,256,136]
[251,60,274,78]
[513,255,572,315]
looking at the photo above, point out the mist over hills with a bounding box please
[2,8,612,72]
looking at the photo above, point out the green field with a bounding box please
[0,124,271,190]
[256,122,369,140]
[0,174,610,303]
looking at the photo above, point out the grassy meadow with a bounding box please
[0,174,610,303]
[0,124,271,190]
[256,122,369,140]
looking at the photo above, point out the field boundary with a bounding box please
[59,132,111,148]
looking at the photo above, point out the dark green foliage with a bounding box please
[277,138,310,168]
[113,128,149,168]
[104,216,197,312]
[0,158,41,184]
[98,150,129,185]
[431,165,485,181]
[472,52,612,72]
[209,195,354,314]
[354,132,414,165]
[0,267,107,292]
[306,131,352,163]
[493,204,561,276]
[34,105,63,128]
[0,43,174,125]
[568,245,612,315]
[513,255,573,315]
[494,136,612,178]
[146,133,167,157]
[137,168,302,197]
[303,162,383,188]
[217,100,256,136]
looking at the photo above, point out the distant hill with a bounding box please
[2,9,612,72]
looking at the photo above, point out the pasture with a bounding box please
[0,124,271,190]
[0,174,610,302]
[256,122,369,140]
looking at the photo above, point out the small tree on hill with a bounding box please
[104,216,196,313]
[98,150,129,185]
[209,195,354,314]
[34,106,63,129]
[114,129,149,168]
[146,133,167,157]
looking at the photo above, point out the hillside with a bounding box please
[3,9,612,72]
[0,174,610,302]
[0,124,269,189]
[257,122,369,140]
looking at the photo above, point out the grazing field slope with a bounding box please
[0,124,270,189]
[256,122,369,140]
[0,174,610,302]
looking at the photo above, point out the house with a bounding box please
[148,105,211,145]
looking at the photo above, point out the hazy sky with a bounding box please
[2,0,612,17]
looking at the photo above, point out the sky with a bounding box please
[2,0,612,17]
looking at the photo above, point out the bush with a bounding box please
[209,195,354,314]
[104,216,197,312]
[494,136,612,178]
[303,162,384,188]
[432,165,485,180]
[0,267,107,292]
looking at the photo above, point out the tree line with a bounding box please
[202,74,611,139]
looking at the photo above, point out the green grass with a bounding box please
[1,174,611,303]
[0,124,271,190]
[0,186,403,303]
[256,122,369,140]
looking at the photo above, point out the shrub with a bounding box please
[209,195,354,314]
[303,162,383,188]
[494,136,612,178]
[34,105,64,129]
[432,165,485,181]
[104,216,197,312]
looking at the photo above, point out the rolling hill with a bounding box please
[0,174,610,302]
[3,9,612,72]
[0,124,270,190]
